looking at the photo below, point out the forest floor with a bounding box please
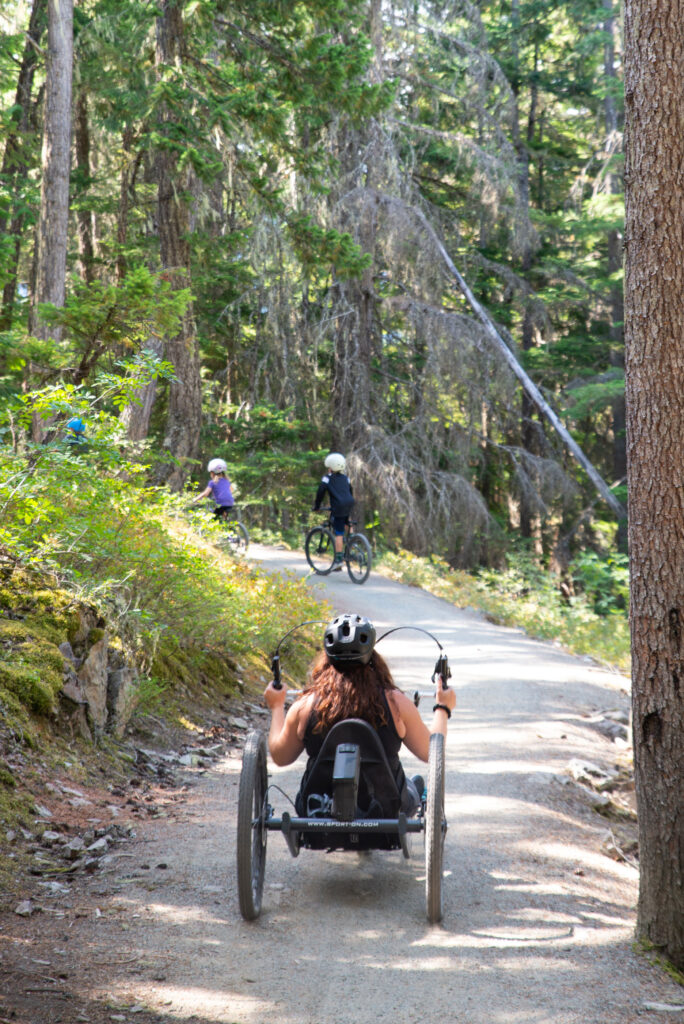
[1,545,683,1024]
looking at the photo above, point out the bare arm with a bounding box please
[391,677,456,762]
[263,682,306,766]
[193,485,212,502]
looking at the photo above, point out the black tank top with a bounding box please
[303,689,403,779]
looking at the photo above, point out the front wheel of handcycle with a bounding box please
[346,533,372,584]
[237,730,268,920]
[425,731,446,924]
[304,526,336,574]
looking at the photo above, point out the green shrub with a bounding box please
[570,550,629,616]
[378,547,630,672]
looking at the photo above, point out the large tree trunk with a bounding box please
[27,0,73,442]
[29,0,73,339]
[624,0,684,971]
[154,0,201,490]
[0,0,47,333]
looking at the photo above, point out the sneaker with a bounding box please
[332,562,343,572]
[410,774,425,800]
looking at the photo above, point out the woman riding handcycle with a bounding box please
[237,613,455,922]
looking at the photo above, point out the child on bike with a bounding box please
[65,418,88,451]
[313,452,354,570]
[193,458,235,519]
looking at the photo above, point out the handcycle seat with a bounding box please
[295,718,403,819]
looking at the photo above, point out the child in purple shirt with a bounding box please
[193,458,235,519]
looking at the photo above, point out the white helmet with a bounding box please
[207,458,228,473]
[324,452,346,473]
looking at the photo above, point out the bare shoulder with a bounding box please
[292,692,315,738]
[388,688,415,713]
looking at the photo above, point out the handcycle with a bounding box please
[304,509,372,584]
[236,622,451,923]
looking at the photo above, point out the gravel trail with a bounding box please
[2,545,683,1024]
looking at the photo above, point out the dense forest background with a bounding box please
[0,0,625,576]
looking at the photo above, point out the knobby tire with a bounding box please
[426,732,446,923]
[237,730,268,920]
[305,526,336,575]
[223,520,249,553]
[345,533,372,584]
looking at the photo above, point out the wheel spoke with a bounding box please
[346,534,372,584]
[237,730,268,920]
[305,526,335,574]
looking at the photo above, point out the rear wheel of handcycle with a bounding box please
[425,731,446,924]
[305,526,335,574]
[346,534,372,584]
[237,730,268,920]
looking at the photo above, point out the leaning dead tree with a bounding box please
[413,209,626,521]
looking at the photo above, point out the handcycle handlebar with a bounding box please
[271,653,282,691]
[432,653,451,689]
[270,622,452,698]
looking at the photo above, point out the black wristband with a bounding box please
[433,703,451,719]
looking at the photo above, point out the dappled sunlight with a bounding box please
[57,559,652,1024]
[516,840,638,880]
[101,981,277,1021]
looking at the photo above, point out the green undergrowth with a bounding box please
[377,549,630,673]
[0,444,327,737]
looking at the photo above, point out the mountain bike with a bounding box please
[185,504,249,554]
[215,506,249,553]
[304,510,372,584]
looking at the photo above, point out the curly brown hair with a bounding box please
[300,650,398,733]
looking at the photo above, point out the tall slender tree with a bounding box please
[29,0,73,341]
[0,0,47,331]
[153,0,201,489]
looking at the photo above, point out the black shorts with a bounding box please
[213,505,235,520]
[331,515,349,536]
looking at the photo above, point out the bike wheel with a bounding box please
[346,533,372,584]
[237,730,268,921]
[425,732,446,924]
[227,521,249,553]
[305,526,336,574]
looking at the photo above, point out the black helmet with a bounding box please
[324,614,376,666]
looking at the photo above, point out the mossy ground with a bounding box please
[0,568,81,736]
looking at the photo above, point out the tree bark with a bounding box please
[74,89,95,284]
[603,0,627,551]
[331,0,382,456]
[510,4,541,546]
[29,0,73,340]
[154,0,201,489]
[0,0,47,332]
[624,0,684,971]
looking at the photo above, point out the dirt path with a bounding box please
[2,546,683,1024]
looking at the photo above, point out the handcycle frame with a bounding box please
[304,509,372,584]
[236,625,450,924]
